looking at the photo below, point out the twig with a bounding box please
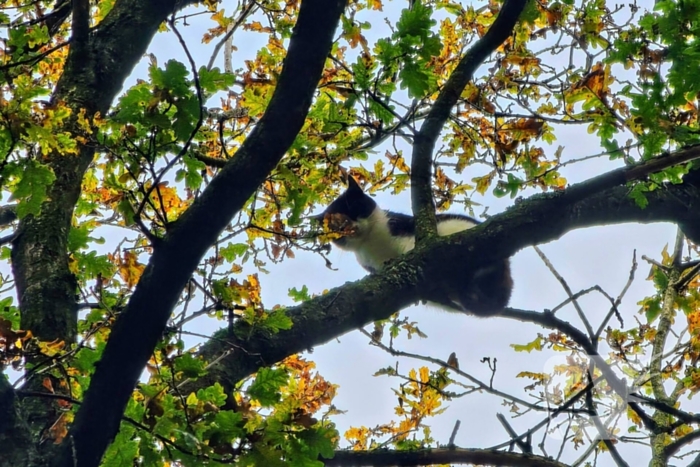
[595,250,637,339]
[206,1,257,71]
[447,420,461,447]
[584,373,630,467]
[497,413,531,453]
[534,246,596,339]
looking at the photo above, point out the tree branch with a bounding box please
[193,151,700,395]
[51,1,348,466]
[411,0,528,242]
[663,429,700,460]
[324,447,569,467]
[0,205,17,227]
[70,0,90,51]
[0,375,38,467]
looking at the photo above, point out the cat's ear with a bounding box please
[347,176,363,193]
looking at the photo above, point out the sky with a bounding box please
[6,0,700,465]
[121,2,700,464]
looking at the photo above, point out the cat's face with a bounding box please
[313,177,377,246]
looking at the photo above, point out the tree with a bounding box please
[1,0,700,465]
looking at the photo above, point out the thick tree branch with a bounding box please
[12,0,205,346]
[0,205,16,227]
[0,376,37,467]
[194,151,700,394]
[324,447,569,467]
[70,0,90,51]
[51,1,347,466]
[4,0,221,463]
[663,429,700,460]
[411,0,527,241]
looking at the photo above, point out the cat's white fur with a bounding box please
[336,208,477,272]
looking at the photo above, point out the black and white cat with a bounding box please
[313,177,512,316]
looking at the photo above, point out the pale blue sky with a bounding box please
[5,0,697,464]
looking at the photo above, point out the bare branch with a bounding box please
[206,0,257,71]
[534,246,595,340]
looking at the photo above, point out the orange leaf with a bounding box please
[42,377,54,392]
[118,251,145,289]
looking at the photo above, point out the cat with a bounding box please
[313,176,512,316]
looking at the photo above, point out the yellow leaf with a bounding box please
[117,251,145,289]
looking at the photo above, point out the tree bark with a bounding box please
[51,0,348,465]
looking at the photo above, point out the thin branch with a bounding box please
[584,373,630,467]
[135,16,205,225]
[0,232,16,246]
[206,0,258,71]
[0,40,71,71]
[534,245,596,340]
[649,229,683,406]
[488,381,595,451]
[502,308,659,433]
[359,328,563,414]
[497,413,531,453]
[595,250,637,340]
[447,420,461,447]
[411,0,528,242]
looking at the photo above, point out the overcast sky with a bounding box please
[5,1,699,465]
[126,3,700,464]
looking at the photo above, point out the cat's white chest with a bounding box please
[337,209,478,272]
[338,210,412,271]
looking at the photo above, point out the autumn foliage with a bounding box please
[0,0,700,467]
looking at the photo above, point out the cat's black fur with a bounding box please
[313,177,512,316]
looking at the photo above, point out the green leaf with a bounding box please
[197,66,236,93]
[74,251,114,279]
[116,199,136,226]
[179,154,206,190]
[101,423,138,467]
[287,185,309,226]
[288,285,311,302]
[205,410,245,440]
[11,160,56,218]
[641,296,662,323]
[396,3,436,39]
[74,347,101,373]
[248,367,288,406]
[197,383,228,407]
[629,182,650,208]
[263,308,293,332]
[399,61,432,98]
[68,223,92,252]
[173,353,207,379]
[0,297,18,329]
[299,425,337,459]
[114,83,152,122]
[351,58,372,91]
[368,99,396,124]
[220,243,249,262]
[151,59,190,97]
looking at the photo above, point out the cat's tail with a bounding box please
[456,259,513,316]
